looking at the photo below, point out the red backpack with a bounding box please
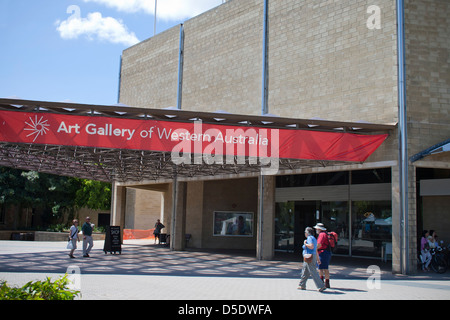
[327,231,338,252]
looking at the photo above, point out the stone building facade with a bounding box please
[116,0,450,274]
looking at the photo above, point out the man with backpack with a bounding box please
[314,223,333,288]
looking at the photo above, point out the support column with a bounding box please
[257,174,275,260]
[185,181,204,248]
[111,182,127,242]
[170,179,187,251]
[392,163,418,274]
[391,165,401,273]
[407,165,418,272]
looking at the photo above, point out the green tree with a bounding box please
[73,178,111,210]
[0,167,111,228]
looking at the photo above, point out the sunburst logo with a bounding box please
[24,115,50,142]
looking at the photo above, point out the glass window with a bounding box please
[351,168,391,185]
[275,202,294,252]
[276,171,349,188]
[321,201,349,255]
[213,211,254,237]
[275,170,393,259]
[351,201,392,258]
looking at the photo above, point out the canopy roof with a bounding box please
[0,98,395,183]
[410,138,450,162]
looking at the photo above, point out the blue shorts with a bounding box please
[318,249,332,269]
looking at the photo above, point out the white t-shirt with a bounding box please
[70,225,78,240]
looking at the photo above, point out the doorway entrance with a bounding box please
[275,201,320,254]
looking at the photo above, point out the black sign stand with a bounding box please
[103,226,122,254]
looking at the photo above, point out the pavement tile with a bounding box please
[1,240,450,302]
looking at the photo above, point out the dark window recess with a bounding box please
[276,168,391,188]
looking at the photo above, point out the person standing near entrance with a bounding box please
[82,216,94,257]
[298,227,326,292]
[315,223,332,288]
[153,219,165,244]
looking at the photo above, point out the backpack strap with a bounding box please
[70,227,78,239]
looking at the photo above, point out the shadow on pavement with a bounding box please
[0,242,449,281]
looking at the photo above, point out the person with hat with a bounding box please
[314,223,332,288]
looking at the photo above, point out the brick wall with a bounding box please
[119,0,399,125]
[268,0,398,123]
[405,0,450,157]
[120,27,180,109]
[182,0,263,115]
[405,0,450,272]
[125,188,162,230]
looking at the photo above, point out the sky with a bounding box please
[0,0,223,106]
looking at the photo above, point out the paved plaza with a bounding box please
[0,240,449,301]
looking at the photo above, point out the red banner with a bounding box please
[0,110,387,162]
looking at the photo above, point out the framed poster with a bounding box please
[213,211,254,237]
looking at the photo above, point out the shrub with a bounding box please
[46,223,69,233]
[0,275,80,300]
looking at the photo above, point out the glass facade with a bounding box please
[351,200,392,258]
[322,201,349,255]
[275,169,392,259]
[275,202,295,252]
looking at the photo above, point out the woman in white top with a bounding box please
[428,230,440,249]
[68,219,80,258]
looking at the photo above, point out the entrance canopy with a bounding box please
[0,98,395,182]
[410,138,450,162]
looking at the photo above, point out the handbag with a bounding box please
[303,253,313,263]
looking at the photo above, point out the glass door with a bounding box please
[294,201,319,254]
[275,202,295,252]
[275,201,318,254]
[321,201,350,255]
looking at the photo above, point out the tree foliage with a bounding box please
[74,179,111,210]
[0,167,111,225]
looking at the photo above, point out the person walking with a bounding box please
[153,219,165,244]
[68,219,80,258]
[315,222,332,288]
[81,216,94,257]
[298,227,326,292]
